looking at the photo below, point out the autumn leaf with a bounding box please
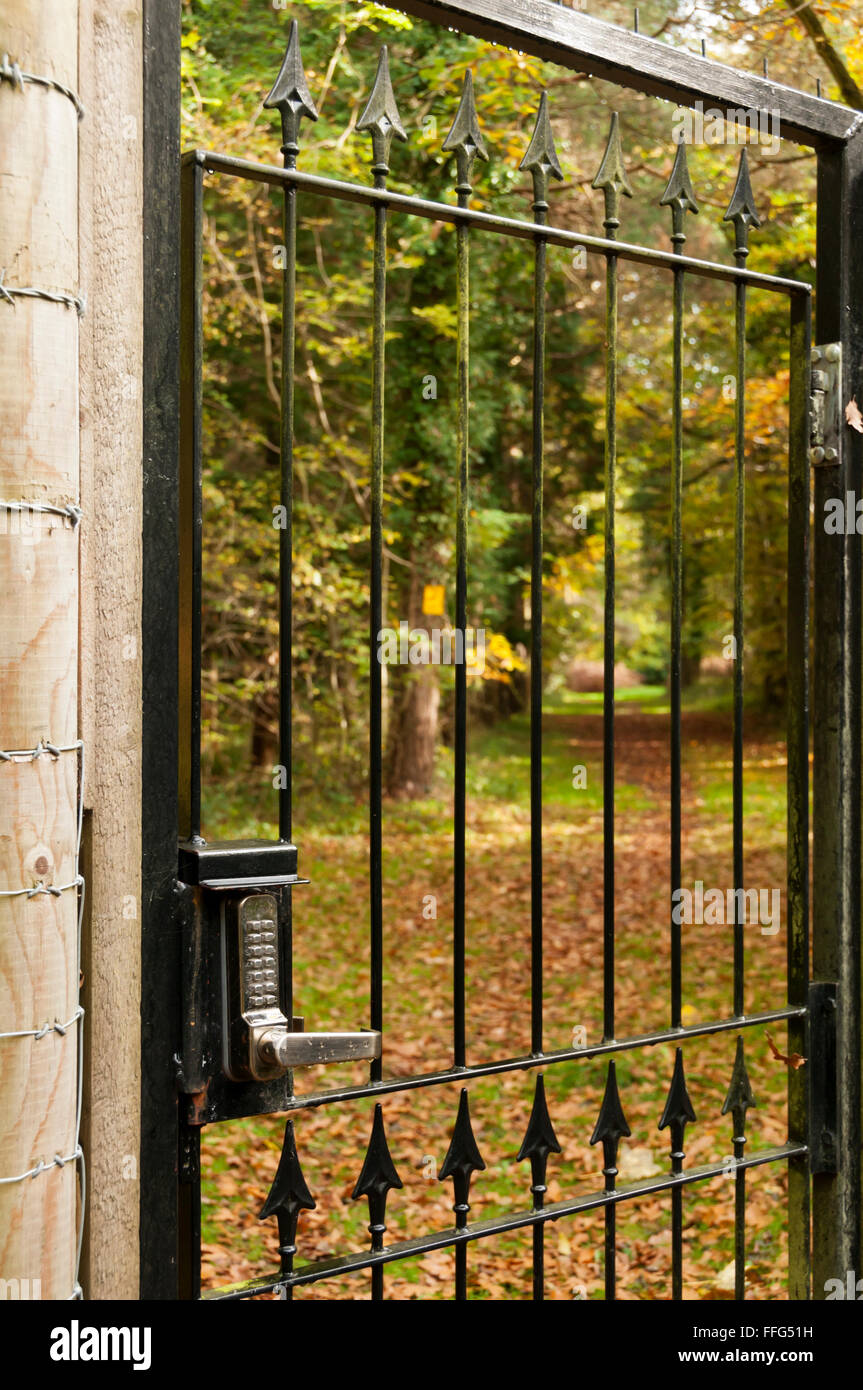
[765,1030,807,1070]
[845,398,863,433]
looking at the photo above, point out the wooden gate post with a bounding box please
[812,126,863,1297]
[0,0,81,1301]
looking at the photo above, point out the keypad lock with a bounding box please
[222,892,380,1081]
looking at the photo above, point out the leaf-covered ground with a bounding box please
[200,690,802,1300]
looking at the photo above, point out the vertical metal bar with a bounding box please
[723,1037,756,1301]
[603,249,618,1044]
[812,131,862,1294]
[141,0,182,1297]
[177,1125,201,1300]
[660,1049,695,1303]
[732,274,746,1019]
[670,228,687,1293]
[358,41,405,1115]
[370,199,386,1085]
[453,215,470,1070]
[531,1223,544,1301]
[786,291,811,1300]
[455,1242,467,1300]
[670,1155,683,1299]
[278,177,297,845]
[530,234,546,1059]
[732,1144,746,1301]
[591,1060,629,1301]
[670,262,684,1032]
[179,156,204,844]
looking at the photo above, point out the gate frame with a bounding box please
[140,0,862,1298]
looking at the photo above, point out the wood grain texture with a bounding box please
[0,0,80,1301]
[391,0,861,147]
[78,0,143,1301]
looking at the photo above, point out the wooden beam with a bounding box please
[78,0,143,1301]
[391,0,861,147]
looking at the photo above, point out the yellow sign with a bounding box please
[422,585,445,617]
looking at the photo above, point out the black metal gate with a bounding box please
[140,1,863,1300]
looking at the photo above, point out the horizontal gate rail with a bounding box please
[390,0,862,147]
[203,1144,807,1299]
[188,149,810,294]
[186,1006,806,1123]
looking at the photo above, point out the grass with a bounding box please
[198,682,802,1300]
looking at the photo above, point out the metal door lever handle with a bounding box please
[258,1027,382,1069]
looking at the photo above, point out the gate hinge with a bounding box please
[808,981,838,1174]
[810,343,841,466]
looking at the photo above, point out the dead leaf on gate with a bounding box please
[845,398,863,433]
[765,1030,806,1070]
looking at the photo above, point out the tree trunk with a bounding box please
[384,563,441,800]
[792,6,863,110]
[0,0,80,1300]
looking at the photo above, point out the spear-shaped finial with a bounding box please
[442,70,488,206]
[259,1120,316,1272]
[520,92,564,223]
[357,47,407,188]
[439,1089,486,1229]
[660,138,700,251]
[263,19,318,169]
[721,1036,757,1148]
[723,148,761,265]
[659,1047,697,1167]
[517,1074,562,1205]
[352,1103,403,1249]
[593,113,633,239]
[590,1060,632,1188]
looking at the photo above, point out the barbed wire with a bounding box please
[0,501,83,528]
[0,270,86,316]
[0,52,84,119]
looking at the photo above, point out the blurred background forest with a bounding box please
[180,1,863,1299]
[182,0,861,825]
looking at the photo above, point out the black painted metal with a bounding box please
[590,1061,630,1302]
[662,142,698,1036]
[725,152,759,1023]
[140,0,182,1301]
[205,1144,806,1300]
[594,115,630,1047]
[358,48,406,1087]
[521,94,561,1059]
[138,0,863,1301]
[787,287,812,1300]
[259,1120,316,1300]
[812,128,863,1296]
[444,72,487,1072]
[721,1037,756,1302]
[188,151,808,294]
[659,1048,696,1301]
[352,1104,403,1300]
[518,1074,561,1301]
[808,983,838,1177]
[439,1090,486,1300]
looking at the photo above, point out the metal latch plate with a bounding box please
[810,343,841,466]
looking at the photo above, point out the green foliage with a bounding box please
[182,0,827,826]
